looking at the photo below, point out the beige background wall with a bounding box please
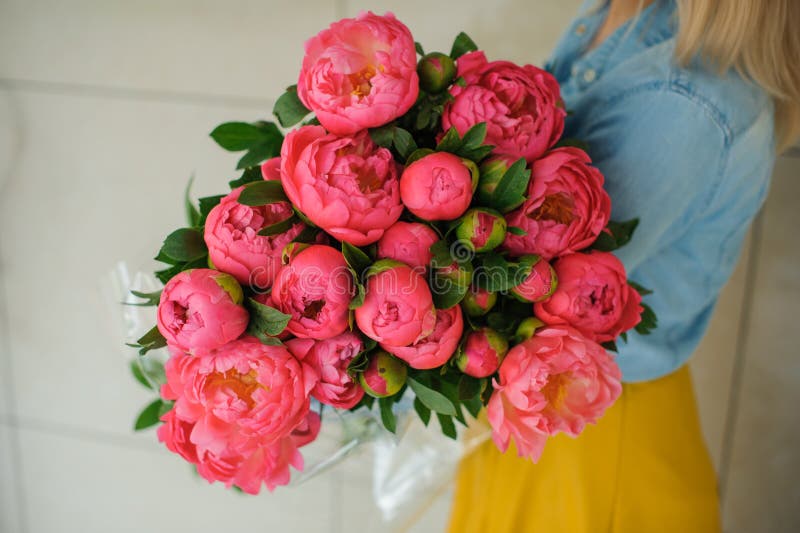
[0,1,797,532]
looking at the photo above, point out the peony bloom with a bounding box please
[376,221,439,272]
[502,147,611,260]
[511,255,558,303]
[158,337,319,493]
[355,261,437,347]
[399,152,476,221]
[204,182,304,291]
[383,306,464,369]
[359,350,407,398]
[455,207,507,252]
[156,269,249,355]
[281,126,403,246]
[487,326,622,461]
[442,51,565,163]
[456,327,508,378]
[298,11,419,135]
[271,244,354,339]
[534,252,642,343]
[286,332,366,409]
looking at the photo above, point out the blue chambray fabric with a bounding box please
[544,0,775,381]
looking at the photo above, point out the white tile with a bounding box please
[344,0,583,65]
[15,427,333,533]
[0,0,337,100]
[722,156,800,532]
[0,88,268,436]
[689,231,751,470]
[0,424,24,533]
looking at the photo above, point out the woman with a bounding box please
[448,0,799,531]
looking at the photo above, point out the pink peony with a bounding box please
[359,350,407,398]
[260,156,282,181]
[158,337,319,493]
[156,269,248,355]
[503,147,611,260]
[383,306,464,369]
[442,51,565,163]
[376,221,439,272]
[204,183,304,290]
[298,12,419,135]
[355,261,437,347]
[271,244,354,339]
[286,332,366,409]
[399,152,476,221]
[281,126,403,246]
[487,326,622,461]
[511,255,557,303]
[534,252,643,343]
[455,327,508,378]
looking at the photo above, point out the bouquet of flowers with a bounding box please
[125,11,657,495]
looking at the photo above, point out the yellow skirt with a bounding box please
[447,366,721,533]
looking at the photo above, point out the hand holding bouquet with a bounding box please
[126,11,657,494]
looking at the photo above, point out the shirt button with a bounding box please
[575,23,587,35]
[583,69,597,83]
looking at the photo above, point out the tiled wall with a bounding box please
[0,1,797,532]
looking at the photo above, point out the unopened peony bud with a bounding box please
[456,328,509,378]
[359,350,408,398]
[515,317,545,341]
[455,208,507,252]
[462,285,497,317]
[511,255,557,303]
[477,155,520,210]
[417,52,457,93]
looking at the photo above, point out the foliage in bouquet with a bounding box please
[126,11,657,494]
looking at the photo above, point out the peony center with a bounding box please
[530,193,575,224]
[348,65,377,97]
[302,298,326,320]
[206,369,263,408]
[542,372,571,409]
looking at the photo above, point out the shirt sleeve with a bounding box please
[579,85,730,273]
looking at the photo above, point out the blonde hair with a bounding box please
[674,0,800,152]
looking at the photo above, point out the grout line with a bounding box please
[0,414,162,454]
[717,210,765,501]
[0,77,272,109]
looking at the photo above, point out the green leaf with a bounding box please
[591,219,640,252]
[236,141,282,170]
[126,325,167,356]
[437,413,458,439]
[435,127,463,153]
[341,241,372,277]
[431,277,469,309]
[160,228,207,263]
[210,121,278,152]
[459,122,487,149]
[198,194,225,225]
[462,396,483,418]
[415,41,425,56]
[602,340,618,352]
[628,280,653,296]
[257,215,299,236]
[489,158,530,213]
[246,297,292,337]
[408,377,456,415]
[635,302,658,336]
[134,399,165,431]
[457,375,481,401]
[379,397,397,433]
[555,137,590,152]
[393,127,417,161]
[450,32,478,60]
[413,397,431,426]
[238,180,288,206]
[507,226,527,236]
[184,176,201,226]
[129,360,154,390]
[348,280,366,310]
[126,289,161,307]
[273,85,311,128]
[228,166,264,189]
[369,124,395,148]
[153,257,206,285]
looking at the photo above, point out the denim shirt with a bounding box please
[546,0,775,381]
